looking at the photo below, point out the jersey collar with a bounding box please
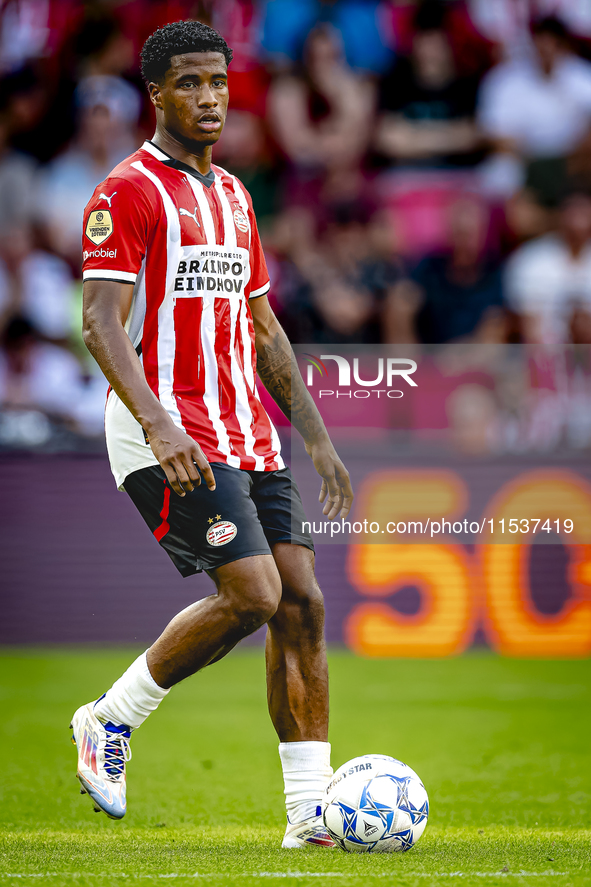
[142,140,215,189]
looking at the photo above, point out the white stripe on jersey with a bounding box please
[83,269,137,283]
[186,174,240,468]
[126,255,147,350]
[131,160,184,430]
[214,173,265,471]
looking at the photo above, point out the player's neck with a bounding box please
[151,130,213,176]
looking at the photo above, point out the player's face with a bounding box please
[150,52,229,148]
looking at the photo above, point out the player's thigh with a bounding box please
[123,462,272,577]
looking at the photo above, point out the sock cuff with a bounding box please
[138,651,170,699]
[279,741,331,772]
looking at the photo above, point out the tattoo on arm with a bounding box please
[256,330,326,444]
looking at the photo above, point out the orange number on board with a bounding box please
[482,471,591,656]
[346,471,473,657]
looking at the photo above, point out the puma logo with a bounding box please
[99,191,117,207]
[179,207,201,226]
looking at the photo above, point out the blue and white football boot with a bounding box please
[70,701,131,820]
[282,808,336,849]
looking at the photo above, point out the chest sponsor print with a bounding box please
[206,520,238,546]
[173,245,249,299]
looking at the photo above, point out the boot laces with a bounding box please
[103,727,132,780]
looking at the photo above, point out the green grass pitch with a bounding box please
[0,648,589,887]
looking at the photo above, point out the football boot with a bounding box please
[70,701,131,820]
[282,808,336,849]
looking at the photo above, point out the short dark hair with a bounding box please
[140,20,233,84]
[531,15,569,41]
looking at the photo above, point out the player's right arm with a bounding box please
[82,175,215,497]
[82,280,215,498]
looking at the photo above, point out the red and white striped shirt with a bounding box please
[82,140,284,488]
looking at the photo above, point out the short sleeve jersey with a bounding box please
[82,140,283,488]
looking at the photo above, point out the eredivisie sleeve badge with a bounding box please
[85,210,114,245]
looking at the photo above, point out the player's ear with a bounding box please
[148,81,164,110]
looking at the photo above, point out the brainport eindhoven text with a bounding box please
[305,355,417,398]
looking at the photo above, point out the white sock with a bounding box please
[93,651,170,730]
[279,741,332,824]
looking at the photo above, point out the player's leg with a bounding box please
[72,553,280,819]
[248,467,334,847]
[146,554,280,687]
[266,543,328,743]
[71,463,278,819]
[266,542,334,848]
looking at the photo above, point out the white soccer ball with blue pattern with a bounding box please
[322,754,429,853]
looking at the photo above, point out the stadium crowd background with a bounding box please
[2,0,591,448]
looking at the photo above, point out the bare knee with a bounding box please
[217,563,281,635]
[274,577,326,641]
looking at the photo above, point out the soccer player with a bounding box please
[71,21,353,849]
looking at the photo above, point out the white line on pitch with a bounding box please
[0,872,570,880]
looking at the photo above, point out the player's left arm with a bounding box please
[251,294,353,520]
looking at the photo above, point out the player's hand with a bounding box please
[305,436,353,520]
[146,422,216,497]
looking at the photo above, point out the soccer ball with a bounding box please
[323,754,429,853]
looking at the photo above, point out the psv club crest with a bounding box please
[206,520,238,547]
[233,208,248,233]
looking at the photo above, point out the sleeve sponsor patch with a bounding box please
[85,209,114,245]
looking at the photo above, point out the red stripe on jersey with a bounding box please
[153,483,171,542]
[172,297,205,398]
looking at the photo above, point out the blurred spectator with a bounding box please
[269,205,382,344]
[0,224,76,341]
[74,11,140,137]
[0,67,45,236]
[468,0,591,61]
[0,0,81,74]
[28,12,142,266]
[357,208,405,305]
[478,16,591,196]
[35,96,139,265]
[261,0,393,74]
[0,316,88,440]
[384,198,505,343]
[210,0,270,116]
[267,24,374,187]
[505,189,591,343]
[213,110,280,223]
[376,6,482,169]
[387,0,494,78]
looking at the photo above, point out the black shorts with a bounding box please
[124,462,314,577]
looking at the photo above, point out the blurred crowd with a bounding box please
[2,0,591,448]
